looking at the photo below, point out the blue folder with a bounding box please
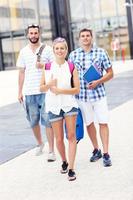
[83,65,102,83]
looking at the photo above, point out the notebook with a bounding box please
[83,65,102,83]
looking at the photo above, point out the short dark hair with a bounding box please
[79,28,93,37]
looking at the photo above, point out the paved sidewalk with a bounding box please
[0,60,133,200]
[0,100,133,200]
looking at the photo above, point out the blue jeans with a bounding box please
[25,94,51,128]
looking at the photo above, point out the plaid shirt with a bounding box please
[69,46,112,102]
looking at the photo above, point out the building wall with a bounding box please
[0,0,132,70]
[69,0,131,60]
[0,0,52,70]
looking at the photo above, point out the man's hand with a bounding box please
[36,61,44,69]
[87,80,99,90]
[18,92,23,103]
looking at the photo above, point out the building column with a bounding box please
[49,0,74,52]
[126,0,133,59]
[0,39,4,71]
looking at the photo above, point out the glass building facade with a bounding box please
[0,0,133,70]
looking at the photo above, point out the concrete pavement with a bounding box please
[0,71,47,164]
[0,60,133,200]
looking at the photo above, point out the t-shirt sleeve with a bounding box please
[16,50,26,69]
[102,50,112,70]
[48,47,54,62]
[42,45,54,63]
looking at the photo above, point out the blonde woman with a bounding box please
[40,37,80,181]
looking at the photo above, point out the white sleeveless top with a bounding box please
[45,61,78,114]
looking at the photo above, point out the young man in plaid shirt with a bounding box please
[69,28,113,167]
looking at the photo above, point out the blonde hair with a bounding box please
[53,37,68,50]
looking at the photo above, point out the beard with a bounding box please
[29,37,39,44]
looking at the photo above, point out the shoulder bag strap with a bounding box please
[36,44,45,62]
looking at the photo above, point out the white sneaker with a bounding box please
[35,143,44,156]
[47,152,56,162]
